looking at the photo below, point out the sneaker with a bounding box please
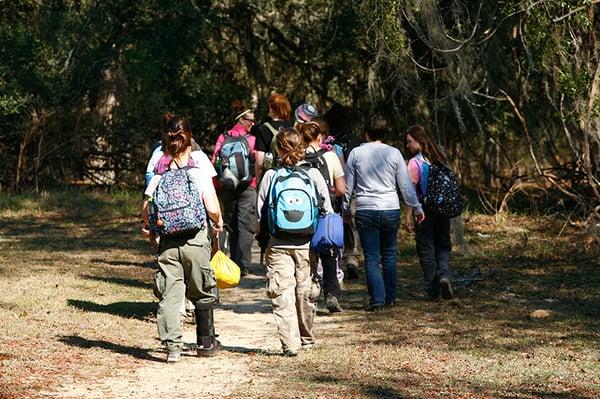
[326,294,343,313]
[282,349,299,357]
[301,343,315,351]
[166,351,181,363]
[439,277,454,300]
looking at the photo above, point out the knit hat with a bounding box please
[294,103,319,123]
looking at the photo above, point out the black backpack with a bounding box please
[304,147,341,212]
[304,147,332,188]
[425,163,463,218]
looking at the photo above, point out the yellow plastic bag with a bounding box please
[210,250,241,289]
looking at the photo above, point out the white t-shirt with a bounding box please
[145,167,216,200]
[146,147,216,178]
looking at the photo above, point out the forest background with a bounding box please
[1,0,599,217]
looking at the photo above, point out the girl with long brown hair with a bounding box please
[405,124,453,300]
[256,127,333,356]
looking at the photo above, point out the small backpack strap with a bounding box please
[263,122,279,136]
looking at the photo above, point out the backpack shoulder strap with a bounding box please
[263,122,279,136]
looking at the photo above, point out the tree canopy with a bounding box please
[1,0,598,214]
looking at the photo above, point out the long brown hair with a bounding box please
[406,124,448,165]
[276,127,305,166]
[162,113,192,157]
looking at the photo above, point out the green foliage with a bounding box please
[0,0,598,212]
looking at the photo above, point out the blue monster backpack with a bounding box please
[217,133,253,190]
[149,164,207,237]
[267,166,320,237]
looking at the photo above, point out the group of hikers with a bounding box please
[140,93,461,363]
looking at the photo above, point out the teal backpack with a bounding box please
[217,133,253,190]
[267,166,320,237]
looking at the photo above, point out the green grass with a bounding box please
[0,187,140,220]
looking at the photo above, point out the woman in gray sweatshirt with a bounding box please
[343,115,424,310]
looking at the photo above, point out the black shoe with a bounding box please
[197,337,220,357]
[384,301,396,308]
[282,349,299,357]
[240,267,249,277]
[367,303,384,312]
[346,264,359,280]
[439,277,453,300]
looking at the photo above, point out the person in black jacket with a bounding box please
[253,93,294,183]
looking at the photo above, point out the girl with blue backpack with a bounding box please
[256,127,333,356]
[142,113,224,363]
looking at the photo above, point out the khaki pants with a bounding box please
[156,229,216,352]
[266,247,317,352]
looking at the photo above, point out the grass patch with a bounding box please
[0,187,140,220]
[234,214,600,399]
[0,190,599,398]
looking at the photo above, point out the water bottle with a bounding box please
[264,152,274,170]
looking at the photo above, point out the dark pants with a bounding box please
[221,185,256,273]
[342,201,359,268]
[312,248,341,299]
[414,207,452,296]
[355,209,401,306]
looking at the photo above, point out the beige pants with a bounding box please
[266,247,317,352]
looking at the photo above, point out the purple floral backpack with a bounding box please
[149,163,206,237]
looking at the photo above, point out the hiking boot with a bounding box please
[439,277,454,300]
[166,351,181,363]
[326,294,343,313]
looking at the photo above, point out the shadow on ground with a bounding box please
[68,299,155,321]
[59,335,163,362]
[81,275,154,289]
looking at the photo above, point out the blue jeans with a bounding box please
[355,209,401,306]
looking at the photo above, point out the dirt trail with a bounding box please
[48,245,282,399]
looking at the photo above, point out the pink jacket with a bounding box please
[211,123,257,188]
